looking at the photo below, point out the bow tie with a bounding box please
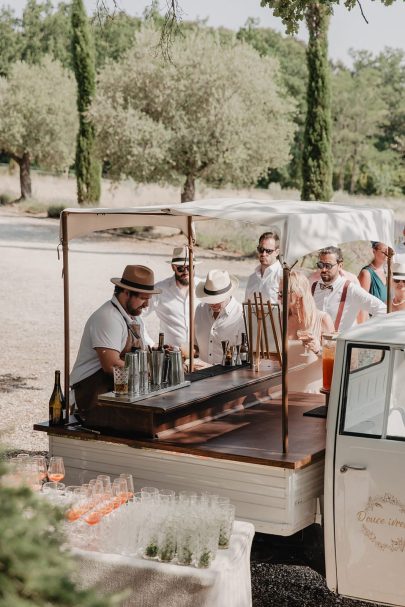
[319,283,333,291]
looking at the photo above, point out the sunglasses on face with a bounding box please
[257,245,275,255]
[316,261,338,270]
[394,278,405,284]
[175,265,192,273]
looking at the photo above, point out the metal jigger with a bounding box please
[221,340,229,366]
[235,344,242,366]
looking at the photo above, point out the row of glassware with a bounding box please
[65,481,235,569]
[3,456,235,568]
[4,453,65,491]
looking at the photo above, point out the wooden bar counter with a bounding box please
[34,363,327,535]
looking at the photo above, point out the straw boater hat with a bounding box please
[167,245,201,265]
[111,265,162,294]
[393,262,405,280]
[196,269,239,304]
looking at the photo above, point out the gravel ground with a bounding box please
[0,208,383,607]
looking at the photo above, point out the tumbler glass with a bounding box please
[113,365,129,396]
[322,333,338,391]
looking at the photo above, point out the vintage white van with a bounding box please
[324,310,405,606]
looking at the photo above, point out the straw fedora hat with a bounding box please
[393,262,405,280]
[167,245,201,265]
[196,269,239,304]
[111,265,162,294]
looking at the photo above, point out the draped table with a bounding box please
[72,520,254,607]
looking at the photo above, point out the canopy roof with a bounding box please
[340,310,405,346]
[61,198,394,264]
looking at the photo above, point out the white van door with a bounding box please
[333,345,405,606]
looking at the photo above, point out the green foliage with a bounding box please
[0,458,115,607]
[0,7,22,77]
[71,0,101,205]
[301,4,332,201]
[91,25,296,202]
[260,0,396,35]
[237,18,307,188]
[0,58,77,199]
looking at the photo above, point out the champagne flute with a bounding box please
[296,329,311,357]
[48,456,65,482]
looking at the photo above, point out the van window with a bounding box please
[341,345,389,437]
[387,349,405,440]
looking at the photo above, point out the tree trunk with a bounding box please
[181,174,195,203]
[301,3,332,201]
[18,152,32,200]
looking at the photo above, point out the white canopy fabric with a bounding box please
[171,199,395,265]
[61,198,394,265]
[60,205,191,242]
[340,310,405,345]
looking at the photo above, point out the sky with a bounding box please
[6,0,405,67]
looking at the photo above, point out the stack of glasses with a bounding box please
[3,454,64,492]
[66,484,235,569]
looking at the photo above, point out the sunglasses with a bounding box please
[316,261,338,270]
[257,245,275,255]
[174,264,193,273]
[394,278,405,284]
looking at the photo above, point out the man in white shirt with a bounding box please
[71,265,159,422]
[195,269,245,365]
[312,246,386,333]
[245,231,282,304]
[148,246,201,348]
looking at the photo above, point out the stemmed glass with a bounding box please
[296,329,311,357]
[48,456,65,483]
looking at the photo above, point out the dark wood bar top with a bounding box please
[96,360,280,413]
[34,393,326,470]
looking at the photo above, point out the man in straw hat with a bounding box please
[195,269,245,364]
[147,246,201,348]
[70,265,161,420]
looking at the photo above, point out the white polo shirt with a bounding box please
[194,296,245,364]
[313,274,387,332]
[245,261,282,304]
[147,275,202,347]
[70,296,152,386]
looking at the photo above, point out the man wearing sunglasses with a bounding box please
[147,246,201,348]
[312,246,386,332]
[245,231,282,304]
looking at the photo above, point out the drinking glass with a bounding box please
[113,365,129,396]
[141,487,159,502]
[296,329,311,357]
[48,456,65,483]
[32,455,48,483]
[112,478,128,505]
[120,473,135,501]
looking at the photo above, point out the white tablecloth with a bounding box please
[72,520,254,607]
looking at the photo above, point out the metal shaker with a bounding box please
[150,350,165,388]
[137,350,150,394]
[125,352,140,395]
[167,350,185,386]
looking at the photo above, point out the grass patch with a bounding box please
[195,220,265,256]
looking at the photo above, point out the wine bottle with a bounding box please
[158,332,165,351]
[49,370,65,426]
[240,333,249,363]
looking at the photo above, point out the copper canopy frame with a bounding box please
[59,201,395,455]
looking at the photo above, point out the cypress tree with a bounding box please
[301,3,332,201]
[71,0,101,205]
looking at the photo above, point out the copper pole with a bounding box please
[259,293,270,359]
[187,216,195,373]
[61,211,70,424]
[387,249,393,313]
[281,264,290,453]
[248,299,254,370]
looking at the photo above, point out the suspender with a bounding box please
[312,280,350,332]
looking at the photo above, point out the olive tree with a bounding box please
[90,26,296,202]
[0,57,77,200]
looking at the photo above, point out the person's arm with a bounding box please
[94,348,123,373]
[352,284,387,317]
[358,268,371,293]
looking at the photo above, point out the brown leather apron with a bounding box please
[73,313,140,428]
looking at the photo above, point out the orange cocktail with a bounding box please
[322,354,335,390]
